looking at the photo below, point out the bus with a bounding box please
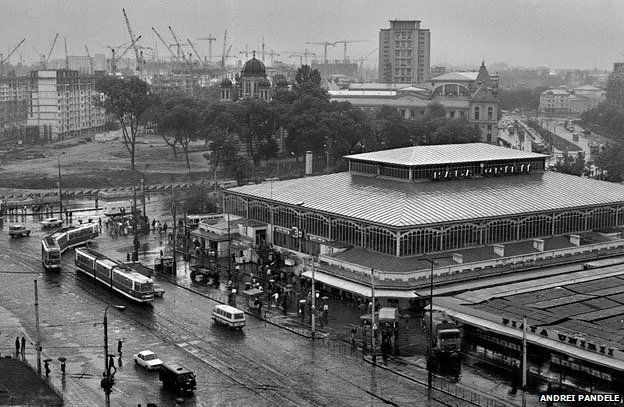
[74,247,154,303]
[41,223,99,270]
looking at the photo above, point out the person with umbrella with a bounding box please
[58,357,66,375]
[44,358,52,376]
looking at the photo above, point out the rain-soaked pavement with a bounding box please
[0,198,453,407]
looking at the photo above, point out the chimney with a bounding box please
[570,234,581,246]
[493,244,505,257]
[305,151,313,176]
[452,253,464,264]
[533,238,545,252]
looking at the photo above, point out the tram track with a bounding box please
[8,243,451,406]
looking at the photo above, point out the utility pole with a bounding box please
[34,280,41,375]
[522,315,528,407]
[311,258,316,340]
[132,184,139,261]
[57,157,63,220]
[371,268,376,363]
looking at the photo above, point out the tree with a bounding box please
[229,99,280,166]
[553,152,586,177]
[594,144,624,182]
[95,76,156,170]
[155,93,204,174]
[295,65,321,85]
[220,140,253,183]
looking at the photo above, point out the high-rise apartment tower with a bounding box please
[378,20,430,84]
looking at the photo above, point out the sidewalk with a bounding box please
[0,306,63,406]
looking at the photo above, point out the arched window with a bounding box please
[332,219,362,247]
[249,200,270,223]
[441,223,481,250]
[274,206,299,228]
[400,228,441,256]
[485,219,517,244]
[518,214,552,240]
[302,212,329,238]
[365,227,396,255]
[554,211,586,235]
[224,195,246,217]
[587,207,616,230]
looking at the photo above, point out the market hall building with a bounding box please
[223,143,624,308]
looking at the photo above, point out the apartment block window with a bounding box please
[487,124,492,131]
[488,106,493,121]
[474,106,480,120]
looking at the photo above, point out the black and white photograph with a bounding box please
[1,0,624,405]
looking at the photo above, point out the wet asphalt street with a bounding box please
[0,200,447,407]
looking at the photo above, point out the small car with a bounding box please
[41,217,63,228]
[9,225,31,237]
[153,284,165,298]
[134,350,163,371]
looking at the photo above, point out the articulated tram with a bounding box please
[74,247,154,303]
[41,223,99,270]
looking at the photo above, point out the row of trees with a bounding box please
[95,66,484,181]
[580,103,624,142]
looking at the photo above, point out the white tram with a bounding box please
[74,247,154,303]
[41,223,99,270]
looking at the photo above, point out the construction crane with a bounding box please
[152,27,178,61]
[196,35,216,65]
[223,44,233,67]
[334,39,369,63]
[187,39,204,67]
[1,38,25,77]
[107,36,142,73]
[359,47,378,82]
[285,49,316,66]
[64,37,69,69]
[239,45,250,60]
[267,50,280,64]
[84,44,93,74]
[168,26,184,59]
[306,41,335,64]
[42,33,59,69]
[123,8,142,71]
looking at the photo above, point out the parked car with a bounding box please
[41,217,63,228]
[153,284,165,298]
[9,225,31,237]
[134,350,163,371]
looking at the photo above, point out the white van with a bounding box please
[212,304,245,329]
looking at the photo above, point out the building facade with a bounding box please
[26,70,107,142]
[330,62,500,143]
[0,75,31,143]
[223,143,624,303]
[379,20,431,84]
[606,62,624,112]
[220,52,274,102]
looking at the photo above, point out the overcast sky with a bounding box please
[2,0,623,70]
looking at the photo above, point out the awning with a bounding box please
[301,270,417,299]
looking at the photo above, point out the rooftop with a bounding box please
[228,170,624,227]
[431,72,479,82]
[344,143,547,166]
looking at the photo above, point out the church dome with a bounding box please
[242,53,266,76]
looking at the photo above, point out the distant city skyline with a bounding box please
[1,0,623,70]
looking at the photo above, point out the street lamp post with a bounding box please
[57,156,63,220]
[423,254,437,397]
[102,305,125,407]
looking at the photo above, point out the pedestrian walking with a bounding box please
[117,339,123,356]
[60,361,66,375]
[15,337,20,354]
[44,361,50,377]
[21,337,25,355]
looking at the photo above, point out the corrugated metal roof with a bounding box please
[227,170,624,227]
[345,143,547,166]
[431,72,479,81]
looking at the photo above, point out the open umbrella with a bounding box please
[57,357,66,362]
[43,358,52,363]
[321,296,329,300]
